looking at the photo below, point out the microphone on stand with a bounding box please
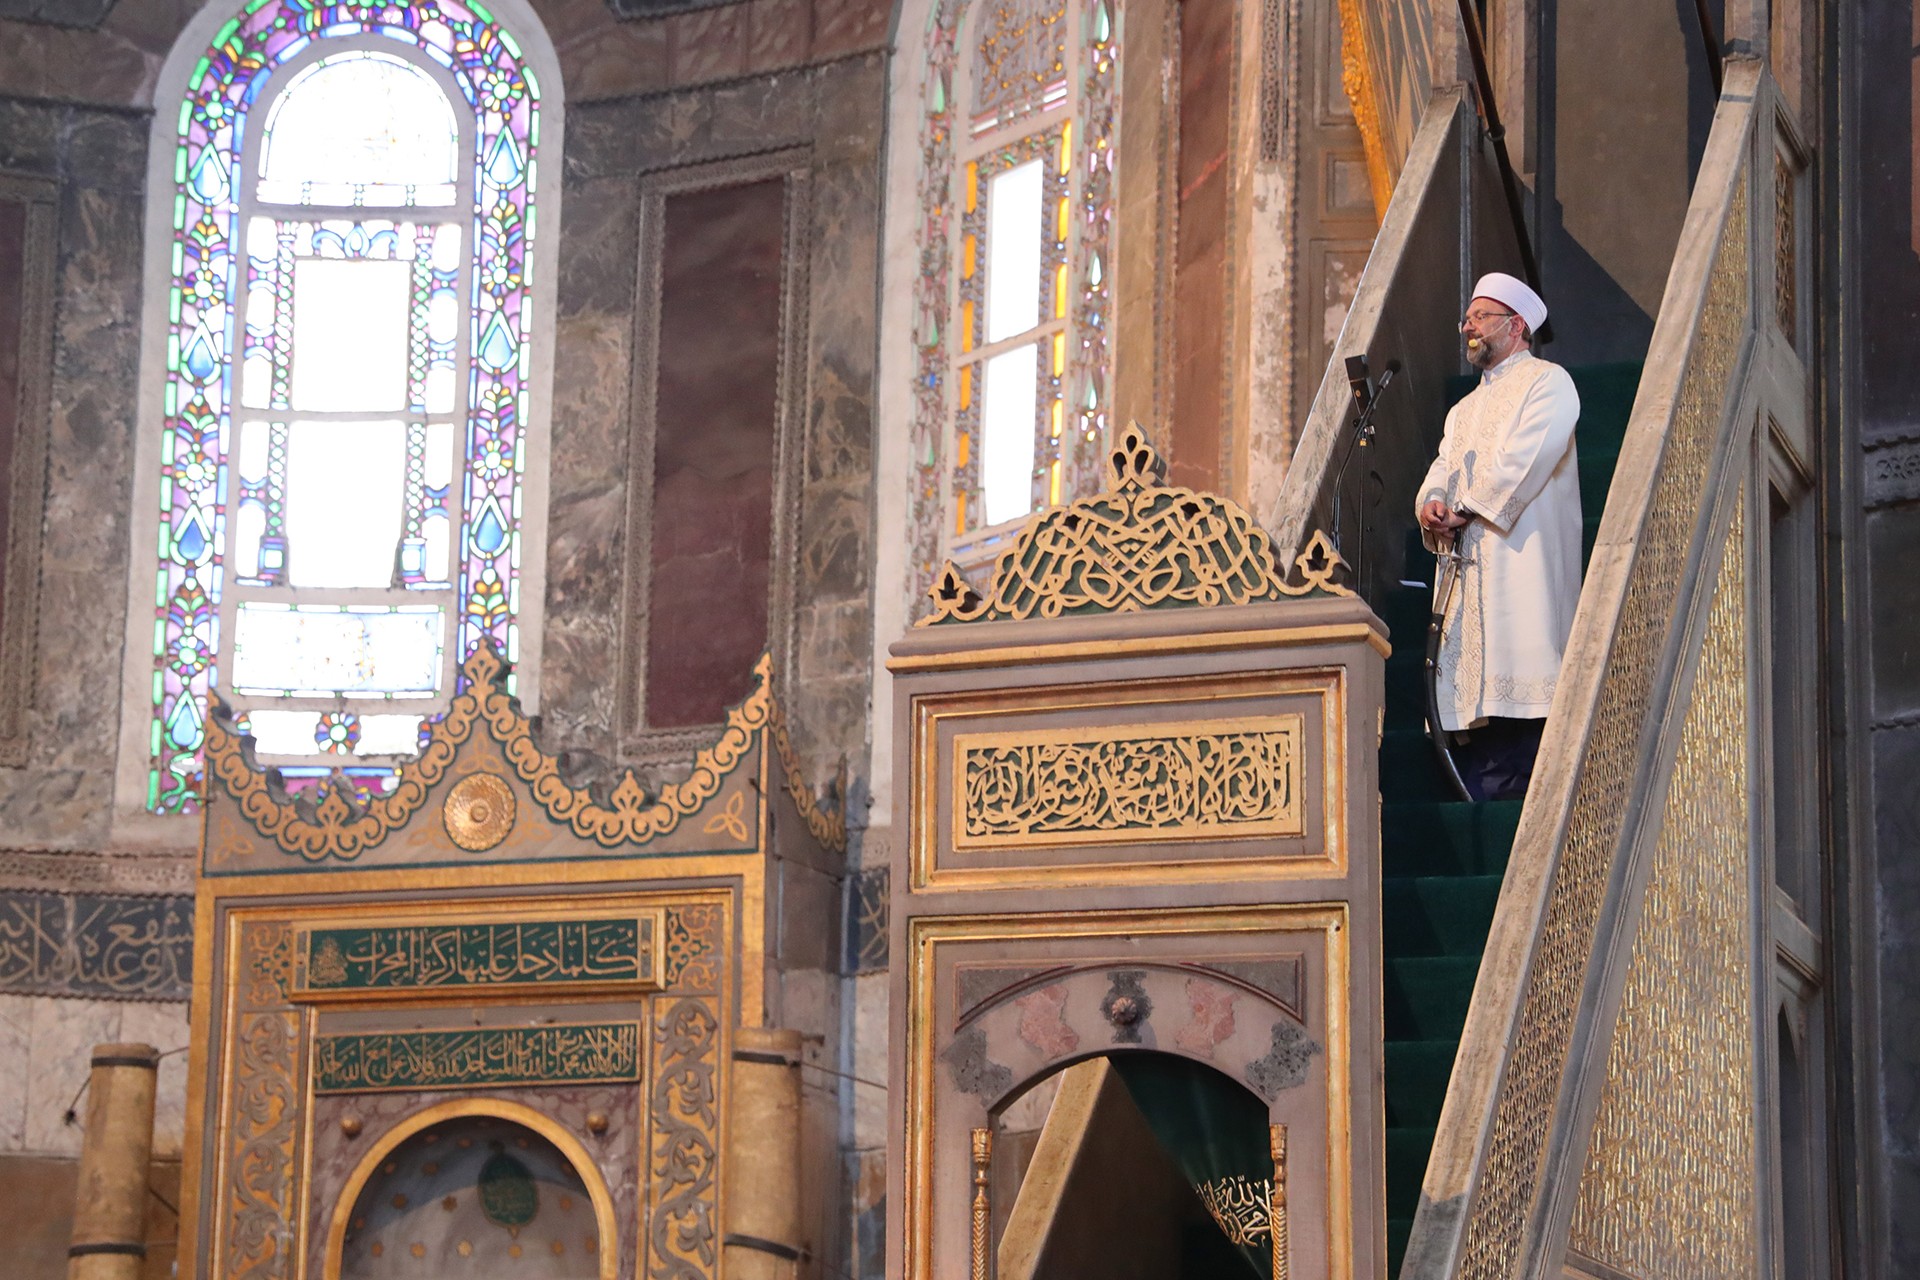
[1330,355,1403,582]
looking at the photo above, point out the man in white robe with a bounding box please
[1416,272,1582,801]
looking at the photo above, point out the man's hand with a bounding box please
[1420,499,1470,535]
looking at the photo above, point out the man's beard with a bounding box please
[1465,336,1497,368]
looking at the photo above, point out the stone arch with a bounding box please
[322,1099,617,1280]
[941,959,1323,1118]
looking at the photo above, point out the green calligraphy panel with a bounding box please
[295,915,657,996]
[312,1022,643,1093]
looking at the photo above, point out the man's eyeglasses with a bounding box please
[1460,308,1517,328]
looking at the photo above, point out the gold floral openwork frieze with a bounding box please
[954,715,1305,848]
[205,646,772,861]
[922,424,1352,626]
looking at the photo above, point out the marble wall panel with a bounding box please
[810,0,888,59]
[95,0,200,57]
[0,20,157,106]
[0,992,187,1163]
[0,103,149,850]
[0,0,116,27]
[747,0,813,72]
[21,994,124,1155]
[667,4,749,84]
[564,19,675,99]
[541,54,882,792]
[0,993,31,1147]
[846,970,887,1150]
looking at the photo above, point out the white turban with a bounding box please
[1471,272,1547,333]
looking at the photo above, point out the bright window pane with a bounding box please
[355,714,424,756]
[236,420,270,484]
[233,501,266,579]
[259,52,458,207]
[285,420,406,588]
[238,709,422,757]
[242,709,321,756]
[230,604,444,697]
[986,160,1044,342]
[290,258,409,411]
[981,342,1039,525]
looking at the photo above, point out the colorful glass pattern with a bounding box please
[909,0,1118,608]
[147,0,541,814]
[952,128,1068,532]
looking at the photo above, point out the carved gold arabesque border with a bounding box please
[952,713,1306,849]
[921,424,1352,625]
[1567,495,1756,1275]
[206,646,772,861]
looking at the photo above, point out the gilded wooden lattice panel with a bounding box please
[923,427,1350,624]
[1456,180,1750,1280]
[1568,496,1756,1275]
[207,646,771,861]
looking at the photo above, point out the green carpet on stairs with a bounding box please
[1378,361,1636,1277]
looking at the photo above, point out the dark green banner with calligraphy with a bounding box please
[313,1022,643,1093]
[296,916,656,995]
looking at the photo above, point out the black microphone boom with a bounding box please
[1329,353,1401,579]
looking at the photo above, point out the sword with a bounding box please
[1425,540,1474,802]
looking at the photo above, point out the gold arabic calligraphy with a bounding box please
[956,716,1305,847]
[297,918,655,994]
[313,1022,642,1093]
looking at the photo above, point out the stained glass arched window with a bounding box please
[908,0,1118,580]
[132,0,553,815]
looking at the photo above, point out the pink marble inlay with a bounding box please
[1014,983,1080,1058]
[1172,977,1239,1057]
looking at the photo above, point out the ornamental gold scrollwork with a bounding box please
[207,645,772,861]
[921,424,1352,626]
[224,922,299,1280]
[768,692,849,853]
[650,995,720,1280]
[956,716,1304,847]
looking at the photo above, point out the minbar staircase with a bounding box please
[1377,361,1640,1272]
